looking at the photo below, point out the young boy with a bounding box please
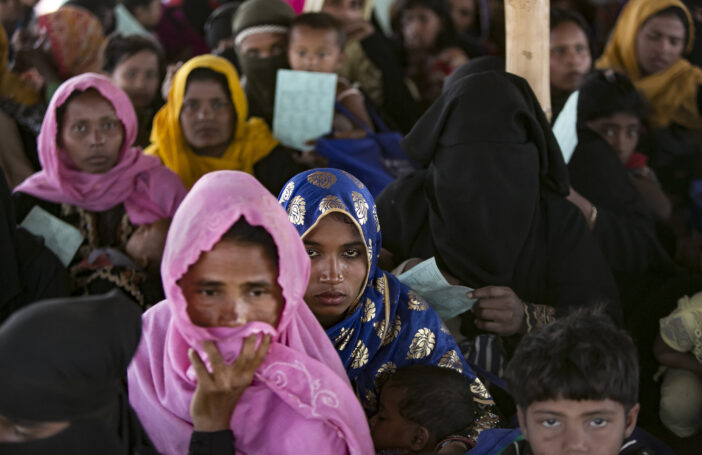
[287,12,374,135]
[471,309,650,455]
[369,365,478,454]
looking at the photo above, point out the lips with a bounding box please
[85,155,109,166]
[195,126,220,137]
[314,291,347,306]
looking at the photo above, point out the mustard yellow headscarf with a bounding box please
[0,27,39,105]
[145,55,278,188]
[597,0,702,129]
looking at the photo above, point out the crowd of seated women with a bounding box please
[3,0,702,454]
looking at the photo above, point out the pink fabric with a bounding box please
[14,73,186,224]
[285,0,304,13]
[127,170,374,455]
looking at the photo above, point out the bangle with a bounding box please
[587,205,598,230]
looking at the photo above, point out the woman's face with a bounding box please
[303,214,368,329]
[60,90,124,174]
[401,6,442,51]
[549,21,592,94]
[110,50,161,109]
[179,238,285,328]
[449,0,476,34]
[179,78,235,157]
[238,32,287,59]
[587,112,641,164]
[635,14,686,76]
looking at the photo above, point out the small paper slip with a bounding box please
[273,69,337,151]
[20,206,84,266]
[552,90,579,165]
[397,257,476,320]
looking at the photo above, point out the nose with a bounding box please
[133,74,146,90]
[218,298,246,327]
[319,256,343,284]
[368,414,378,431]
[196,104,214,120]
[562,423,588,452]
[91,127,105,145]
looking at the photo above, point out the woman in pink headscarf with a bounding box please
[127,170,374,454]
[13,73,187,310]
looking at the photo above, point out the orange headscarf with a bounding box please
[597,0,702,129]
[145,55,278,188]
[0,27,39,105]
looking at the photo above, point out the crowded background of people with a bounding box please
[2,0,702,453]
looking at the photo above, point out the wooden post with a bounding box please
[504,0,551,119]
[303,0,375,20]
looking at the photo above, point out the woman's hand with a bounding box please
[161,62,183,101]
[469,286,526,336]
[189,334,272,432]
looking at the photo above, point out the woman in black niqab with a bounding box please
[0,290,147,455]
[376,70,621,331]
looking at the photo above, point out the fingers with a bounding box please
[201,340,225,369]
[235,334,272,369]
[188,347,212,383]
[468,286,513,300]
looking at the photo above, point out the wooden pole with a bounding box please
[504,0,551,119]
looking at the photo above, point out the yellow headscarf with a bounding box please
[0,27,39,105]
[596,0,702,129]
[145,55,279,188]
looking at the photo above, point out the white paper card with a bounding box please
[397,257,476,320]
[273,69,337,151]
[552,90,579,164]
[20,206,84,266]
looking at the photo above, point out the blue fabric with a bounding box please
[468,428,522,455]
[314,103,416,198]
[278,169,494,415]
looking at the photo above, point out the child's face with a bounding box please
[586,113,641,164]
[126,218,170,273]
[518,399,639,455]
[369,385,427,452]
[288,26,343,74]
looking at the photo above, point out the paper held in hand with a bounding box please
[397,257,477,320]
[272,69,337,151]
[20,206,84,266]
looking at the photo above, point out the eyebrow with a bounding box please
[242,281,273,288]
[193,280,225,287]
[533,410,618,417]
[304,240,366,248]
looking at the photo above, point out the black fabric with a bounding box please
[0,290,143,454]
[442,57,505,92]
[253,145,307,195]
[0,173,68,323]
[376,71,620,320]
[237,53,288,126]
[568,128,676,274]
[359,30,422,134]
[188,430,235,455]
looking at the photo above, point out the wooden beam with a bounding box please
[504,0,551,118]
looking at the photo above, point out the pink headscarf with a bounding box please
[127,170,374,455]
[14,73,186,225]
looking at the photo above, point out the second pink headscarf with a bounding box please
[14,73,186,224]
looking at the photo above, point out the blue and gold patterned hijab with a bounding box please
[279,169,498,437]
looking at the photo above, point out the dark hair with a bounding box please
[290,12,347,49]
[505,308,639,411]
[550,8,593,57]
[646,6,690,48]
[221,218,279,266]
[102,33,165,76]
[205,2,243,49]
[185,67,233,100]
[391,0,460,53]
[120,0,153,13]
[577,69,648,124]
[384,365,476,445]
[65,0,117,33]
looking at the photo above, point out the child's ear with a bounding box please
[624,403,640,438]
[409,424,430,452]
[517,406,528,439]
[335,51,346,71]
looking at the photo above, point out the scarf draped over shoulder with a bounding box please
[14,73,186,225]
[279,168,499,441]
[145,55,279,188]
[596,0,702,129]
